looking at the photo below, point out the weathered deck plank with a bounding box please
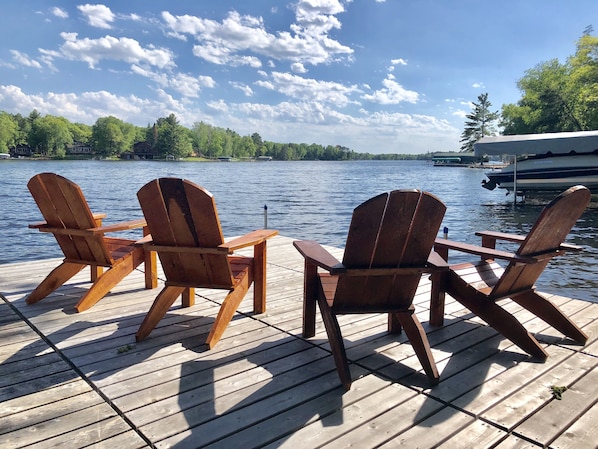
[0,235,597,448]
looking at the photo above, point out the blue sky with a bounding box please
[0,1,593,154]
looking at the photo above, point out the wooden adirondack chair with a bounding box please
[135,178,278,349]
[293,190,447,390]
[431,185,590,360]
[26,173,157,312]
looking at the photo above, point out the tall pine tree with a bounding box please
[460,93,499,151]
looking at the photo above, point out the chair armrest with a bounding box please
[475,230,524,244]
[134,234,154,246]
[90,218,147,235]
[92,213,107,226]
[434,238,536,264]
[293,240,344,273]
[426,250,449,270]
[220,229,279,252]
[30,213,108,229]
[29,221,48,229]
[475,230,582,253]
[32,218,147,237]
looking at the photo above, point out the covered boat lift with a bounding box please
[474,130,598,201]
[474,130,598,156]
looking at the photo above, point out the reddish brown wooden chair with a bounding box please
[135,178,278,349]
[294,190,447,390]
[27,173,157,312]
[431,185,590,360]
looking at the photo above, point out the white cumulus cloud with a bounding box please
[52,33,175,69]
[362,76,419,105]
[10,50,42,69]
[51,7,68,19]
[78,4,115,29]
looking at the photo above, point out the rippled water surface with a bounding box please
[2,159,597,302]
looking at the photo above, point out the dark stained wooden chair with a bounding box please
[431,185,590,360]
[135,178,278,349]
[27,173,157,312]
[293,190,447,390]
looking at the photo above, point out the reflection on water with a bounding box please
[1,159,596,302]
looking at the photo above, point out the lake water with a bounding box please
[2,159,597,302]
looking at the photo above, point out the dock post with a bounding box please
[264,204,268,229]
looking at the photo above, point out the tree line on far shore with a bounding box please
[0,109,429,161]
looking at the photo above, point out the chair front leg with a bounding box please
[91,265,103,282]
[252,240,267,314]
[388,313,402,334]
[302,260,318,338]
[430,245,449,327]
[182,287,195,307]
[143,226,157,289]
[429,269,447,327]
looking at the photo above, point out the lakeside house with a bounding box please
[121,141,160,160]
[9,144,33,158]
[66,141,93,155]
[7,140,160,159]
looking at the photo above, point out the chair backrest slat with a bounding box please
[27,173,112,265]
[334,190,446,311]
[138,178,233,288]
[492,185,591,298]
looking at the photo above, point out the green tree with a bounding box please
[208,128,225,157]
[92,116,139,157]
[69,122,92,144]
[145,123,158,148]
[191,121,212,156]
[251,132,263,156]
[92,116,125,156]
[238,135,256,157]
[0,112,18,153]
[501,33,598,134]
[154,113,192,158]
[305,143,323,160]
[222,129,235,157]
[460,93,499,151]
[30,115,73,157]
[568,33,598,130]
[27,109,42,152]
[12,113,31,147]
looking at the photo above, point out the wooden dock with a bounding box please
[1,236,597,448]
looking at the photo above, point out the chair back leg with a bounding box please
[511,291,588,344]
[26,262,85,305]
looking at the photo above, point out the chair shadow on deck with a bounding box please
[1,281,346,449]
[410,308,586,426]
[168,335,345,448]
[332,313,544,427]
[11,279,154,317]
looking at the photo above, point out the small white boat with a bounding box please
[475,131,598,193]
